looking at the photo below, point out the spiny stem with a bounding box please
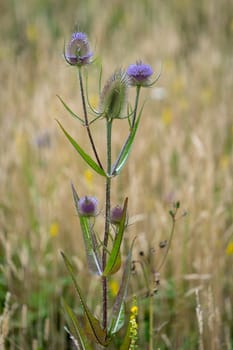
[131,85,141,129]
[102,118,113,329]
[78,67,104,170]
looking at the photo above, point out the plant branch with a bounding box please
[78,67,104,171]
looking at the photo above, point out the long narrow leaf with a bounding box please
[57,120,106,177]
[71,184,102,275]
[111,105,144,176]
[63,299,92,350]
[57,95,84,123]
[109,238,135,335]
[103,198,128,277]
[61,252,109,346]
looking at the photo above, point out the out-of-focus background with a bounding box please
[0,0,232,349]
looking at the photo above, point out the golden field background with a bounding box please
[0,0,233,349]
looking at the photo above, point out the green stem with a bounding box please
[102,118,113,330]
[149,294,154,350]
[131,85,141,129]
[78,67,104,170]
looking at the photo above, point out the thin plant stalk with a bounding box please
[102,118,113,329]
[78,67,104,170]
[149,294,154,350]
[131,85,141,129]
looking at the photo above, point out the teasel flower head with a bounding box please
[99,69,129,120]
[77,196,98,217]
[110,205,124,225]
[64,32,93,67]
[127,61,153,87]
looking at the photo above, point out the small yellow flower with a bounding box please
[109,280,119,296]
[219,155,229,170]
[129,298,138,349]
[84,169,93,190]
[161,107,173,126]
[130,305,138,316]
[49,222,59,237]
[226,241,233,256]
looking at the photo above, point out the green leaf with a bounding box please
[103,198,128,276]
[63,299,92,350]
[57,95,84,123]
[111,105,144,176]
[61,252,109,346]
[57,120,106,177]
[108,238,135,335]
[71,184,102,275]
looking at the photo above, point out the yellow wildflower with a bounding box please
[130,305,138,316]
[109,280,119,296]
[226,241,233,256]
[49,222,59,237]
[84,169,93,190]
[161,107,173,126]
[219,155,229,170]
[129,298,138,349]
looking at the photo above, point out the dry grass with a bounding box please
[0,0,232,349]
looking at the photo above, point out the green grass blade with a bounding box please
[63,299,92,350]
[108,238,135,335]
[61,252,109,346]
[71,184,102,275]
[57,95,84,124]
[103,198,128,276]
[57,120,106,177]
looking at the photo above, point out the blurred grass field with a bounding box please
[0,0,233,349]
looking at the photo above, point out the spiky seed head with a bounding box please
[99,69,128,120]
[64,32,93,66]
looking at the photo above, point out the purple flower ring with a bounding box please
[78,196,98,217]
[127,61,153,86]
[65,32,93,66]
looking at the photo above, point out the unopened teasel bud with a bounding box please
[110,205,124,224]
[99,69,128,120]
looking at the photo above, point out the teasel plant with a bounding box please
[57,30,168,349]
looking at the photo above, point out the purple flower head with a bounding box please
[110,205,124,225]
[78,196,98,217]
[127,61,153,86]
[65,32,93,66]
